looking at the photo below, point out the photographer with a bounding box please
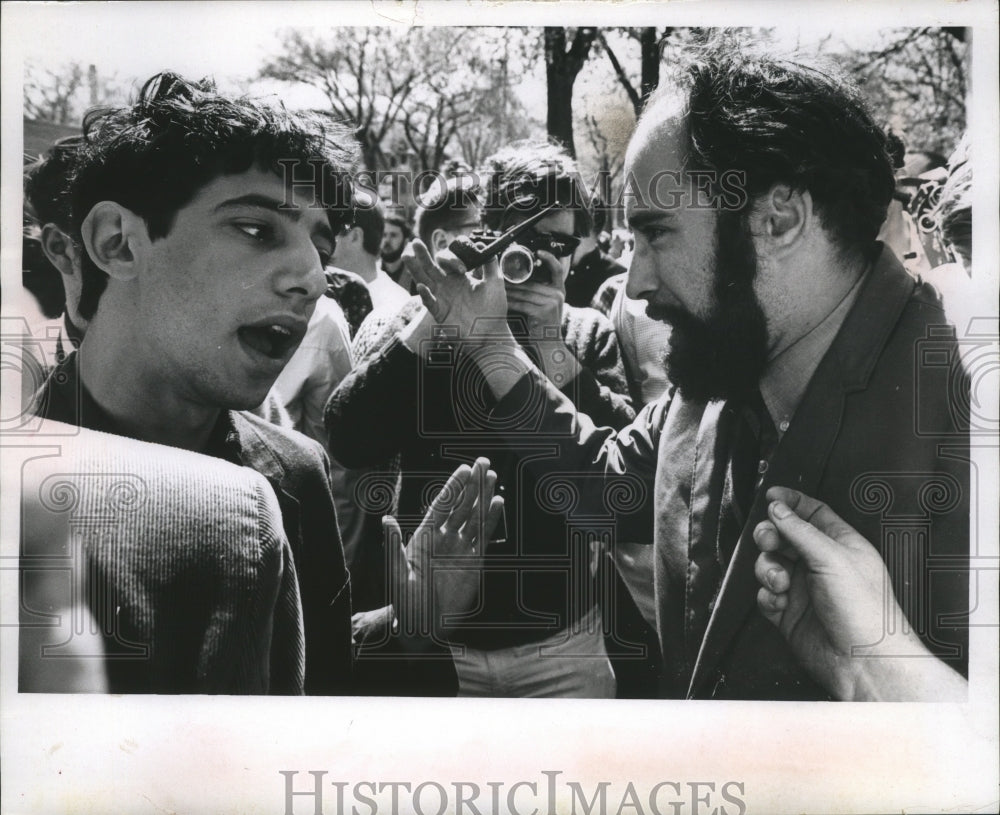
[326,141,635,697]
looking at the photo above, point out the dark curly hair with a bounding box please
[25,135,86,232]
[480,140,593,237]
[72,72,358,320]
[646,42,900,265]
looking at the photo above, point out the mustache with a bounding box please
[645,302,689,325]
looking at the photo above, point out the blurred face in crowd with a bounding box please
[380,222,407,262]
[624,107,768,403]
[86,168,332,409]
[427,204,482,260]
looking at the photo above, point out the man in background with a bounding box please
[331,189,410,313]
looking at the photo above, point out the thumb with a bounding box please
[482,253,500,282]
[766,499,840,572]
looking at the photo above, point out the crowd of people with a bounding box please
[17,41,974,701]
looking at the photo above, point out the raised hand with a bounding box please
[402,239,508,344]
[385,457,504,642]
[753,486,966,701]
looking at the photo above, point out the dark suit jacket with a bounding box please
[489,246,970,699]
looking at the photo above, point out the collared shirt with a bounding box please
[378,259,413,295]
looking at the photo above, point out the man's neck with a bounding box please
[381,257,404,278]
[763,246,868,361]
[757,245,873,429]
[78,317,221,453]
[353,255,378,284]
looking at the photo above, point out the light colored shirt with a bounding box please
[609,279,673,406]
[271,296,353,449]
[367,269,410,312]
[606,280,673,628]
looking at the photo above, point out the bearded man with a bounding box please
[399,45,971,701]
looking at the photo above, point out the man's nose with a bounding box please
[625,252,652,301]
[275,237,327,303]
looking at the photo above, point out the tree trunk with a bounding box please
[640,28,664,105]
[357,129,380,173]
[544,27,597,158]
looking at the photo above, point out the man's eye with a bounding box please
[316,246,333,267]
[639,227,669,243]
[235,222,273,242]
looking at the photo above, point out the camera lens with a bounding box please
[500,245,535,284]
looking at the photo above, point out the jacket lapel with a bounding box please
[229,412,304,554]
[686,247,917,697]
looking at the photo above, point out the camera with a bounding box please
[453,231,552,285]
[448,203,569,286]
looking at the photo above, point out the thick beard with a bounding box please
[381,245,404,264]
[661,212,769,404]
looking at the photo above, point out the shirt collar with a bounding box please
[760,267,868,436]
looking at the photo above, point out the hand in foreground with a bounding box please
[403,239,508,344]
[386,457,504,643]
[20,500,108,692]
[754,486,966,701]
[505,274,565,340]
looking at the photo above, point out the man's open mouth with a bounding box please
[237,323,303,360]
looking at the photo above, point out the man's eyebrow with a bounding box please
[215,194,335,242]
[626,210,673,230]
[215,193,299,216]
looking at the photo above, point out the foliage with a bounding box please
[24,61,126,126]
[261,27,537,175]
[833,27,968,157]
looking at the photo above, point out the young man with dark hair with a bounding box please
[23,137,86,331]
[29,72,500,694]
[331,188,409,313]
[327,140,636,697]
[404,46,970,701]
[413,177,483,256]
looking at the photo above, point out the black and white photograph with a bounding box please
[2,1,997,812]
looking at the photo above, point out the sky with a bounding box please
[8,3,901,113]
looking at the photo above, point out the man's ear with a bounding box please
[79,202,147,281]
[754,184,812,250]
[430,228,449,254]
[40,224,79,278]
